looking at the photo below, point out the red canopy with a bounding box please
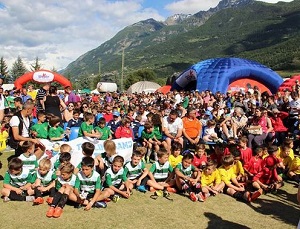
[156,85,171,94]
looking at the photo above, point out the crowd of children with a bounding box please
[1,133,299,218]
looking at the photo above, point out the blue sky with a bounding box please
[0,0,294,71]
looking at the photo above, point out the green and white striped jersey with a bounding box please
[55,174,76,190]
[75,170,101,194]
[4,168,34,187]
[124,161,145,180]
[150,161,173,180]
[105,167,127,187]
[19,154,38,172]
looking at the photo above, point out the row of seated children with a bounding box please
[2,137,298,218]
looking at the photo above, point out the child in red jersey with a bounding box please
[238,136,253,165]
[252,145,283,196]
[192,144,207,170]
[244,147,264,180]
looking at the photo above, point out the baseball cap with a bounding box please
[112,111,120,117]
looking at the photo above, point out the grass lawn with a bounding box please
[0,150,299,229]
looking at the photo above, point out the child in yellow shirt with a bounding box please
[201,160,224,199]
[231,150,246,182]
[168,142,183,168]
[288,155,300,183]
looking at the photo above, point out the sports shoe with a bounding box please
[182,183,189,191]
[3,196,10,202]
[137,185,147,193]
[53,207,63,218]
[46,197,53,205]
[189,192,198,202]
[46,206,55,218]
[25,196,35,202]
[93,201,107,208]
[112,195,120,203]
[167,187,177,193]
[155,190,163,197]
[197,193,205,202]
[251,189,262,202]
[33,197,44,205]
[163,190,170,198]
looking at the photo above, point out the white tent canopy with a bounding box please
[127,81,161,94]
[91,89,100,94]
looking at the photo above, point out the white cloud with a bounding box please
[0,0,164,71]
[165,0,220,14]
[0,0,295,73]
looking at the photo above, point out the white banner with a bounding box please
[39,137,133,168]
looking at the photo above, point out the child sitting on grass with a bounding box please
[192,144,208,170]
[69,157,109,210]
[31,158,56,205]
[174,153,201,202]
[46,162,76,218]
[201,160,224,199]
[1,157,35,202]
[252,145,283,196]
[74,142,95,174]
[103,155,131,202]
[147,148,176,197]
[244,147,264,181]
[18,141,38,172]
[218,155,257,202]
[231,150,246,182]
[96,140,117,177]
[124,149,149,193]
[288,154,300,183]
[168,142,183,168]
[52,143,72,170]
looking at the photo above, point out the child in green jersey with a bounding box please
[48,116,65,141]
[78,112,100,138]
[18,141,38,172]
[69,157,110,210]
[94,117,112,140]
[46,162,76,218]
[32,158,56,205]
[31,111,48,139]
[1,157,35,202]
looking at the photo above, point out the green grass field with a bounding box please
[0,150,299,229]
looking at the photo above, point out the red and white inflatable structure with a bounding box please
[14,70,72,89]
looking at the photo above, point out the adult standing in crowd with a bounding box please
[9,101,44,159]
[0,87,5,123]
[64,86,77,105]
[45,85,66,121]
[20,87,32,104]
[36,82,50,112]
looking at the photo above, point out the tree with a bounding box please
[0,57,9,77]
[30,57,42,71]
[10,56,28,81]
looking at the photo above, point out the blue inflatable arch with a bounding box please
[171,58,283,94]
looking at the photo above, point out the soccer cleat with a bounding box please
[189,192,198,202]
[137,185,147,193]
[112,195,120,203]
[197,193,205,202]
[25,196,35,202]
[33,197,44,205]
[46,207,55,218]
[155,190,163,197]
[167,187,177,193]
[53,207,63,218]
[250,189,262,202]
[93,201,107,208]
[182,183,189,191]
[163,190,170,198]
[46,197,53,205]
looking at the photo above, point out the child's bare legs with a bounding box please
[147,180,164,190]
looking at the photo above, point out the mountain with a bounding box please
[62,0,300,83]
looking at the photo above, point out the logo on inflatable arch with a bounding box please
[175,69,197,88]
[33,71,54,83]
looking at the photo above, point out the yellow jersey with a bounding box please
[169,155,183,168]
[201,170,221,187]
[218,166,236,185]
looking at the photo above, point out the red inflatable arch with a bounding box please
[277,75,300,92]
[14,70,72,89]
